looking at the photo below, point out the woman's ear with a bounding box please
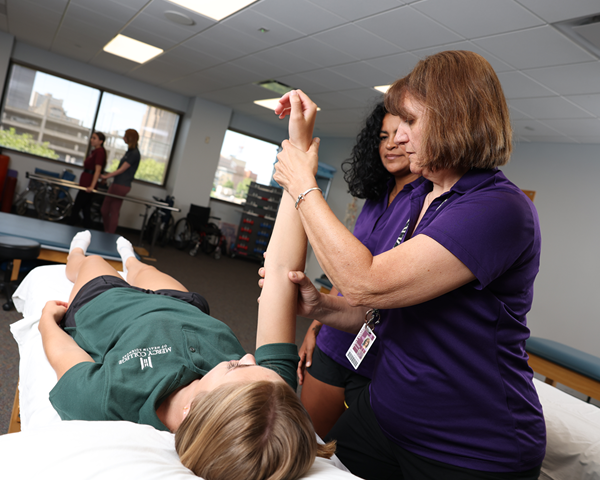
[182,404,190,420]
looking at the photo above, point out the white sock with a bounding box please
[70,230,91,254]
[117,236,136,275]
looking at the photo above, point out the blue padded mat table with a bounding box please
[0,212,122,270]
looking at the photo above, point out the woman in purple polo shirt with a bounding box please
[297,102,420,438]
[274,51,544,480]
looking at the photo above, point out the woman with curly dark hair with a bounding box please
[295,102,420,438]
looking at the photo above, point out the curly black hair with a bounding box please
[342,102,393,200]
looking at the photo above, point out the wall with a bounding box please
[502,142,600,357]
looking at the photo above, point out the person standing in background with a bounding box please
[100,128,140,233]
[67,131,107,228]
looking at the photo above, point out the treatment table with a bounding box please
[0,211,122,270]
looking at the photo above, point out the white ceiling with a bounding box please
[1,0,600,143]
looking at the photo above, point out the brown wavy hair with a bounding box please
[385,50,512,170]
[124,128,139,148]
[175,381,336,480]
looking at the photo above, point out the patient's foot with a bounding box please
[117,236,136,276]
[70,230,91,254]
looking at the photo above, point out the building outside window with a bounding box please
[211,129,280,205]
[0,64,180,186]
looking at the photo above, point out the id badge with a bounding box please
[346,323,376,370]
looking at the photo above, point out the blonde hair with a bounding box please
[385,50,512,170]
[175,381,336,480]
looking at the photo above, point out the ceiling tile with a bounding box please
[570,136,600,144]
[497,71,556,98]
[200,62,262,87]
[330,61,397,87]
[517,135,577,143]
[508,105,532,121]
[141,0,215,31]
[306,0,400,22]
[183,34,246,62]
[165,45,222,71]
[71,0,137,17]
[253,0,347,35]
[275,72,336,96]
[565,93,600,117]
[508,96,594,119]
[300,67,364,92]
[51,38,99,63]
[313,24,401,60]
[413,40,514,73]
[28,0,68,10]
[363,51,420,79]
[511,118,562,136]
[473,26,595,69]
[515,0,600,24]
[279,37,357,68]
[195,24,272,56]
[540,118,600,136]
[523,61,600,95]
[201,84,268,105]
[230,54,292,79]
[125,12,199,45]
[222,9,304,45]
[355,6,463,50]
[413,0,543,39]
[249,46,323,73]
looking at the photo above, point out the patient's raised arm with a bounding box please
[255,91,317,348]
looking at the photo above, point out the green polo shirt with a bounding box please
[49,288,299,431]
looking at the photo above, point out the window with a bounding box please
[0,64,180,185]
[211,129,280,205]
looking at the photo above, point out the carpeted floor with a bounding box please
[0,227,312,434]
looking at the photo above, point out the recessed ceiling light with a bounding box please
[374,85,391,94]
[166,0,258,21]
[255,80,293,96]
[254,98,321,112]
[164,10,195,26]
[103,35,163,64]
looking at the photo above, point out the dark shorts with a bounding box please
[62,275,210,328]
[307,344,370,407]
[326,387,542,480]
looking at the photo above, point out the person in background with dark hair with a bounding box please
[274,51,544,479]
[100,128,140,233]
[295,102,420,438]
[67,131,106,228]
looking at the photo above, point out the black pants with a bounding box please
[68,190,94,227]
[325,386,541,480]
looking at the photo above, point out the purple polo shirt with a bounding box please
[316,178,423,377]
[370,168,545,471]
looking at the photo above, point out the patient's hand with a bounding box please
[41,300,69,325]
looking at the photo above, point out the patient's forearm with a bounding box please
[256,91,315,348]
[39,316,94,380]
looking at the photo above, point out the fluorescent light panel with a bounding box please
[374,85,391,93]
[167,0,258,21]
[103,35,163,64]
[254,98,321,112]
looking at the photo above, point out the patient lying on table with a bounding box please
[38,231,335,480]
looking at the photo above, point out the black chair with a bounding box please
[0,236,41,311]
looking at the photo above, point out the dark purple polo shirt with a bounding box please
[369,168,545,471]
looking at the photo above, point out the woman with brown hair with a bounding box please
[100,128,140,233]
[273,51,545,479]
[67,131,107,228]
[38,97,336,480]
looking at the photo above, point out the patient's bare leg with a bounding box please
[66,231,121,303]
[117,236,188,292]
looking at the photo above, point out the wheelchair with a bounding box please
[170,204,225,259]
[142,195,175,248]
[14,168,76,222]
